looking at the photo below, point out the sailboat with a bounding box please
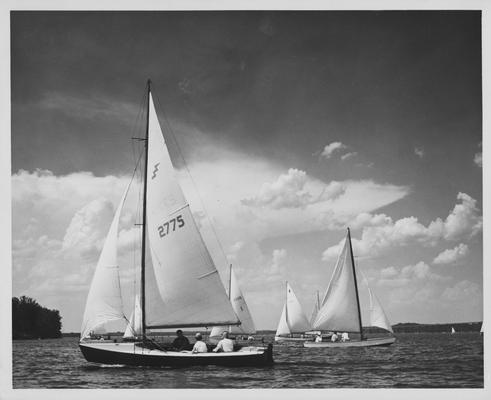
[274,282,312,342]
[209,264,256,341]
[304,228,395,348]
[122,294,143,340]
[451,327,456,334]
[79,80,273,366]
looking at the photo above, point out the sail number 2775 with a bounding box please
[158,215,185,237]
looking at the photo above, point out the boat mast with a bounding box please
[140,79,151,338]
[347,227,364,341]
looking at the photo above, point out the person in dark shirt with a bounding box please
[172,329,190,351]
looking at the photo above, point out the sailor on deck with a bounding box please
[192,333,208,353]
[172,329,190,350]
[213,331,234,352]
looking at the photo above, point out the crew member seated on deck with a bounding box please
[192,333,208,353]
[341,332,350,342]
[331,332,339,342]
[172,329,190,351]
[213,331,234,353]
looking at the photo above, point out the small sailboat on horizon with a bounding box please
[275,282,313,342]
[304,228,395,348]
[451,326,456,334]
[79,80,273,367]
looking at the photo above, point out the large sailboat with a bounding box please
[209,265,256,341]
[274,282,312,342]
[79,81,273,366]
[304,228,395,348]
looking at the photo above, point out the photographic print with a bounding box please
[6,2,486,393]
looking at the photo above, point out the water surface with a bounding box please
[12,332,483,388]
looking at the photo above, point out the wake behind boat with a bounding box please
[304,228,395,348]
[79,80,273,367]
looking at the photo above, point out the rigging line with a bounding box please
[130,85,149,173]
[152,87,231,270]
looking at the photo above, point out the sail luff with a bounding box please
[140,79,151,336]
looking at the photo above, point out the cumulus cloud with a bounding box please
[378,261,446,287]
[414,147,424,158]
[62,198,114,258]
[341,152,358,161]
[433,243,469,265]
[241,168,313,209]
[473,152,482,167]
[320,142,347,159]
[322,192,482,261]
[441,280,481,302]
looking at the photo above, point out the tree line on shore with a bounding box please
[12,296,62,339]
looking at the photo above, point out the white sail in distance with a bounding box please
[210,266,256,337]
[313,234,362,333]
[275,282,310,336]
[80,184,130,339]
[123,294,143,338]
[144,91,239,329]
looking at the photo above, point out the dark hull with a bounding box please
[79,342,273,367]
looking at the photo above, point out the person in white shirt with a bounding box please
[341,332,350,342]
[191,333,208,353]
[315,334,322,343]
[213,331,234,352]
[331,332,339,342]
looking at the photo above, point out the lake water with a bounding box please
[12,332,483,388]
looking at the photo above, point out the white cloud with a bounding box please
[341,151,358,161]
[473,152,482,167]
[241,168,315,209]
[322,192,482,261]
[414,147,424,158]
[320,142,347,159]
[441,280,481,303]
[433,243,469,265]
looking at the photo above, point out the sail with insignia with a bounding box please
[143,92,239,329]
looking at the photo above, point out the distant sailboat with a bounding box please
[209,265,256,340]
[79,80,273,366]
[305,228,395,348]
[309,290,321,328]
[451,327,456,334]
[275,282,311,342]
[123,294,143,339]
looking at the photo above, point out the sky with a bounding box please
[9,10,483,332]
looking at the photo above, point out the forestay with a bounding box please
[275,283,310,336]
[80,184,130,339]
[313,235,361,332]
[144,92,239,328]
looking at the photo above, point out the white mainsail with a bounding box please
[275,282,311,336]
[123,294,143,338]
[144,92,239,329]
[368,286,393,333]
[80,184,130,339]
[210,266,256,337]
[313,234,362,333]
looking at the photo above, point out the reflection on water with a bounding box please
[13,332,483,388]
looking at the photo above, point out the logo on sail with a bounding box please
[151,163,160,179]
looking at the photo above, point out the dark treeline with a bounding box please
[392,322,482,333]
[12,296,62,339]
